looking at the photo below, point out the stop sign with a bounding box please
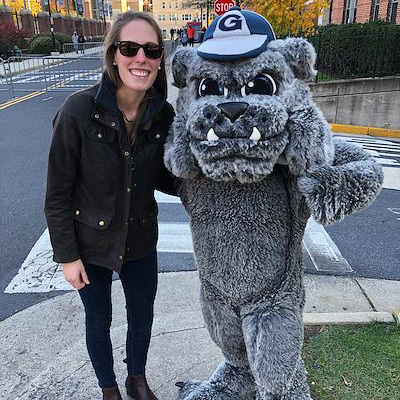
[214,0,235,16]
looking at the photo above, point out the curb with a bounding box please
[304,311,395,325]
[330,123,400,138]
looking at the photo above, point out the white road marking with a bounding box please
[303,219,352,273]
[382,167,400,190]
[5,217,349,293]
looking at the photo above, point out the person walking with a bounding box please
[169,27,175,40]
[180,28,188,46]
[45,11,176,400]
[71,30,79,53]
[78,33,86,54]
[187,25,195,46]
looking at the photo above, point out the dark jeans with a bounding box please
[79,252,158,388]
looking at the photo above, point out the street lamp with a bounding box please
[47,0,57,52]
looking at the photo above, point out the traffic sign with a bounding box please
[214,0,235,16]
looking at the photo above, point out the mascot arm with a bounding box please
[298,137,383,225]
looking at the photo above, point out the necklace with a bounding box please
[120,108,135,123]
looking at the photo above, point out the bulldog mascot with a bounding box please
[165,7,383,400]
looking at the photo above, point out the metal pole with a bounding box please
[102,0,106,31]
[47,0,57,52]
[206,0,209,27]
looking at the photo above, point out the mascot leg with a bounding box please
[177,286,256,400]
[242,307,312,400]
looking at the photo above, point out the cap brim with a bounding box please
[197,35,269,61]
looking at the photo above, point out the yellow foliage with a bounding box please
[6,0,43,15]
[242,0,329,36]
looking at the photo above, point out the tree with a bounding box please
[7,0,42,14]
[242,0,329,36]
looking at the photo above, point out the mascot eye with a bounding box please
[198,78,224,97]
[240,74,277,97]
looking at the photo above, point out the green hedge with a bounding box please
[308,21,400,81]
[29,36,62,55]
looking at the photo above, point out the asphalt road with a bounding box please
[0,63,399,321]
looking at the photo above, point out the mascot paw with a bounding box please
[298,165,347,225]
[175,379,237,400]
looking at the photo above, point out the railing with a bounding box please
[306,27,400,82]
[62,42,104,56]
[1,55,103,98]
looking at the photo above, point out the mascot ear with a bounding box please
[172,48,197,89]
[268,37,317,81]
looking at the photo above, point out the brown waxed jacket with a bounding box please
[44,73,176,273]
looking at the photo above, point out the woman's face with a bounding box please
[114,19,162,93]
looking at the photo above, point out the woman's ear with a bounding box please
[268,37,317,81]
[172,48,197,88]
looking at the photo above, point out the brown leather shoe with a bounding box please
[102,385,122,400]
[125,374,159,400]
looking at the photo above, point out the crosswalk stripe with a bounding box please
[4,217,350,294]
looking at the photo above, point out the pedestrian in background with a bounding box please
[180,28,188,46]
[71,30,79,54]
[78,33,86,54]
[187,25,195,46]
[169,27,175,40]
[45,11,176,400]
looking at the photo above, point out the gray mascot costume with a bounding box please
[165,7,383,400]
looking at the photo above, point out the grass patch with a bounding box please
[302,323,400,400]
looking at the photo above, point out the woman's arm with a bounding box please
[44,102,82,264]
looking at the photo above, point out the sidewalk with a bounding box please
[0,272,399,400]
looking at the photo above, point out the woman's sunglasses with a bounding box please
[114,41,164,60]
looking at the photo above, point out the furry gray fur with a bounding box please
[165,38,383,400]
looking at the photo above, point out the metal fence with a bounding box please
[1,55,103,98]
[62,42,104,56]
[307,29,400,82]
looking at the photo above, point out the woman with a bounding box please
[45,12,176,400]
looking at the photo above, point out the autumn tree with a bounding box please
[6,0,42,14]
[242,0,329,36]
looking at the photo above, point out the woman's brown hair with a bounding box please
[103,12,167,98]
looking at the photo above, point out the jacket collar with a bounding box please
[94,72,166,129]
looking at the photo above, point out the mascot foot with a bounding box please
[175,379,247,400]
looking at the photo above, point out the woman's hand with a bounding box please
[62,259,90,290]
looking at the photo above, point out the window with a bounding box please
[182,14,192,20]
[162,2,165,8]
[343,0,358,23]
[388,0,398,22]
[370,0,380,20]
[170,14,178,20]
[158,14,166,21]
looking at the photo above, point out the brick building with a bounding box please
[330,0,400,24]
[152,0,215,38]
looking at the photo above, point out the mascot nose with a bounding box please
[217,102,248,122]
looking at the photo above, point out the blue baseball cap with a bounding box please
[197,7,276,61]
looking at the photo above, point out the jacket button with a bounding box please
[75,210,80,215]
[119,255,123,260]
[111,122,116,127]
[94,114,99,119]
[98,220,105,227]
[97,133,103,139]
[127,247,130,252]
[127,187,131,193]
[124,151,130,157]
[155,134,160,139]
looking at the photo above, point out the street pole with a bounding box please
[47,0,57,52]
[206,0,209,27]
[102,0,106,32]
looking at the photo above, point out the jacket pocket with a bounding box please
[84,125,117,144]
[73,208,113,230]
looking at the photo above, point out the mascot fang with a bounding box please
[165,7,383,400]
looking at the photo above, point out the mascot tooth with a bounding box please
[165,7,383,400]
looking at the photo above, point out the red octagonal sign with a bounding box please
[214,0,235,16]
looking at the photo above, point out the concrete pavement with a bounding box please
[0,272,399,400]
